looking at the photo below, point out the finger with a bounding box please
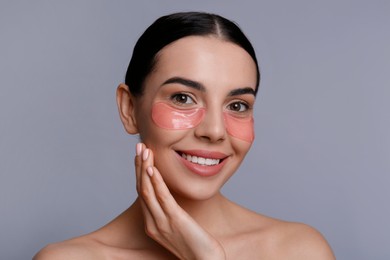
[134,142,144,193]
[135,144,162,235]
[149,165,180,217]
[140,148,166,221]
[139,197,158,231]
[139,196,169,242]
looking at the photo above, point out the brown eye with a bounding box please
[228,102,248,112]
[171,93,195,105]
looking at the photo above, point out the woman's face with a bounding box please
[132,36,258,200]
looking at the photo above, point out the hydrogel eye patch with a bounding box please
[152,102,206,129]
[223,113,254,143]
[151,102,254,142]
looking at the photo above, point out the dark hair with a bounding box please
[125,12,260,96]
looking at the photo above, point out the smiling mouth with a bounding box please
[179,152,222,166]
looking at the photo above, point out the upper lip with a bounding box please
[177,150,228,160]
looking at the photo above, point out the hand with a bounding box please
[135,143,226,260]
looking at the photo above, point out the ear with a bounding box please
[116,83,139,134]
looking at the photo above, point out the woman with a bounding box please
[34,12,335,259]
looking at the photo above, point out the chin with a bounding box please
[167,178,226,202]
[173,191,220,203]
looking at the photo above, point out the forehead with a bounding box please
[145,36,257,92]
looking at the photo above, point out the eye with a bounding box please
[171,93,195,105]
[228,101,249,112]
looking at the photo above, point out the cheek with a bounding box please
[224,114,255,143]
[151,102,205,129]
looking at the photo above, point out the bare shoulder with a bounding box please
[263,219,336,260]
[225,202,335,259]
[256,217,335,260]
[33,237,104,260]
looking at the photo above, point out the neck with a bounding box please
[133,192,232,236]
[175,191,225,217]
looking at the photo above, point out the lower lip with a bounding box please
[175,152,227,177]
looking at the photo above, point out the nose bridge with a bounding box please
[195,104,226,142]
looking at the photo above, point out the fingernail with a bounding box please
[143,149,149,161]
[136,143,142,156]
[147,166,154,177]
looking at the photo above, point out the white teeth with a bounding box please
[181,153,220,166]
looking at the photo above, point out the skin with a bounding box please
[34,36,335,259]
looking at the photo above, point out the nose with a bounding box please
[194,107,227,143]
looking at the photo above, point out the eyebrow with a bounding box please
[162,76,256,97]
[228,87,256,97]
[162,77,206,92]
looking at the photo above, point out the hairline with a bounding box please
[140,34,254,95]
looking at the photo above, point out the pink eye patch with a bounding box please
[223,113,255,143]
[151,102,254,143]
[152,102,206,129]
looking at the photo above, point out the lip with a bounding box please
[175,150,229,177]
[179,150,228,160]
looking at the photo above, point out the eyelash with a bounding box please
[227,101,251,113]
[170,93,252,113]
[170,93,196,105]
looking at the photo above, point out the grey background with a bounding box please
[1,1,389,259]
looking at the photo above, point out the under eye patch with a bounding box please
[223,113,255,143]
[151,102,254,143]
[152,102,205,129]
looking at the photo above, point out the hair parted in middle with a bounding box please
[125,11,260,97]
